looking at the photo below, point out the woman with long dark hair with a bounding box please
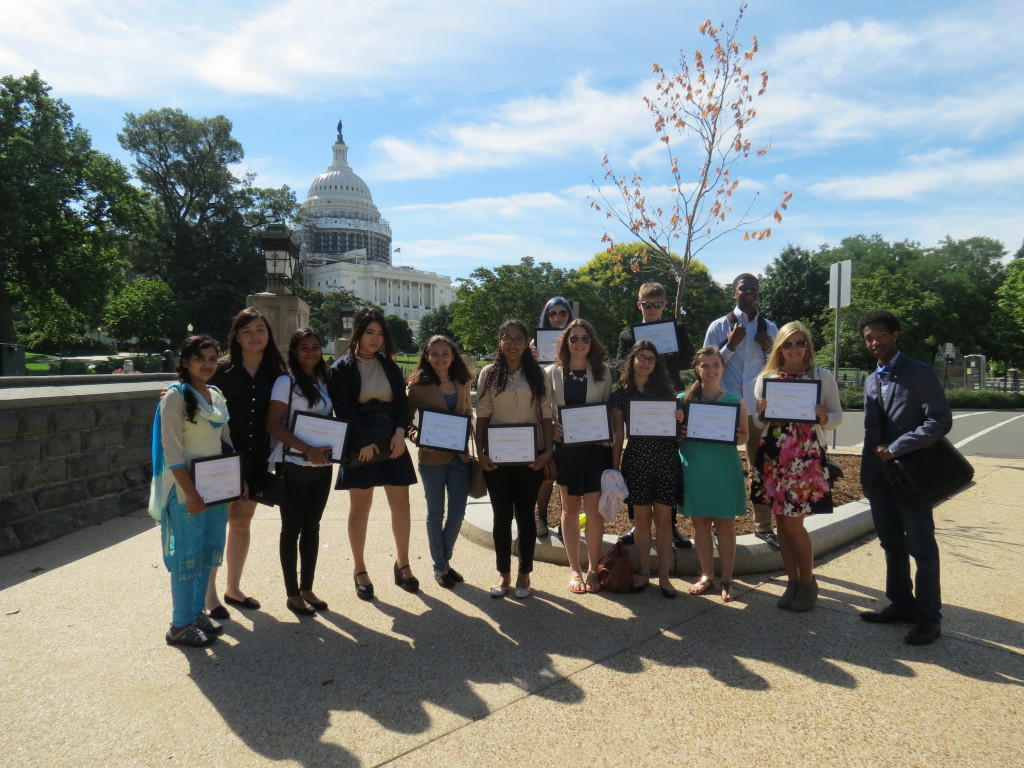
[266,328,334,616]
[328,307,418,600]
[407,335,474,588]
[546,318,612,594]
[610,340,683,597]
[149,335,235,647]
[476,319,554,599]
[751,321,843,612]
[206,308,287,620]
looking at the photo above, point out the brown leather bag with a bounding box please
[597,541,633,593]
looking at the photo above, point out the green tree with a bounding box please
[416,304,458,347]
[450,257,582,353]
[994,254,1024,368]
[386,315,415,352]
[759,244,830,336]
[118,108,298,339]
[1,72,147,344]
[103,279,179,347]
[590,4,791,319]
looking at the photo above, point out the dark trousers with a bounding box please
[484,464,543,574]
[279,464,333,596]
[865,480,942,624]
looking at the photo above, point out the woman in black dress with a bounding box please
[328,307,419,600]
[206,307,286,620]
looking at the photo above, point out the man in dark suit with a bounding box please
[859,310,952,645]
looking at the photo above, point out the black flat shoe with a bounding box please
[660,585,677,599]
[905,622,942,645]
[394,562,420,593]
[207,605,230,621]
[860,605,917,624]
[224,594,261,610]
[434,571,456,589]
[354,571,374,601]
[287,600,316,616]
[305,599,328,611]
[447,566,465,583]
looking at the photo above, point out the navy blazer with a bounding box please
[327,352,411,449]
[860,354,952,485]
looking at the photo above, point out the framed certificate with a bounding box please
[627,399,679,439]
[190,454,243,505]
[762,378,821,423]
[417,409,471,454]
[535,329,562,363]
[631,320,678,355]
[685,401,741,444]
[487,424,537,465]
[286,411,349,464]
[558,403,612,446]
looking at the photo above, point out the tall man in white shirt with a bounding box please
[703,274,779,548]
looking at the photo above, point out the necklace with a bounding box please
[356,352,376,360]
[507,366,521,379]
[438,376,451,383]
[701,389,724,402]
[566,368,587,383]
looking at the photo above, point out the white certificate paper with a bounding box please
[559,403,611,445]
[191,454,243,505]
[535,329,562,363]
[631,320,678,355]
[686,401,741,444]
[287,411,349,463]
[418,409,470,453]
[763,379,821,423]
[487,424,537,465]
[627,399,679,439]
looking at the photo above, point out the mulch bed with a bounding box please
[543,453,863,537]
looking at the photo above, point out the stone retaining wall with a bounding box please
[0,380,172,555]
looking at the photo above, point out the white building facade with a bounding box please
[298,122,453,328]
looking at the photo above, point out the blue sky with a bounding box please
[4,0,1022,286]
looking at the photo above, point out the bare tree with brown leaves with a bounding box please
[590,3,792,319]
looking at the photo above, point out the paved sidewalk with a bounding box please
[1,455,1022,768]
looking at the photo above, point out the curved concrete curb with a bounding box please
[460,497,875,577]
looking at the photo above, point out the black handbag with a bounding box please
[346,399,394,467]
[891,436,973,508]
[250,464,286,507]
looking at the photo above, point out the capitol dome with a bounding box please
[300,121,392,265]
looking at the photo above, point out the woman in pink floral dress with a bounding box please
[751,321,842,613]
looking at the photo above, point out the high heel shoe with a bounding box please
[394,562,420,593]
[354,571,374,601]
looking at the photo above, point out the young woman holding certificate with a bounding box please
[266,329,334,617]
[149,335,236,647]
[329,307,419,600]
[678,347,748,601]
[545,319,612,594]
[751,321,843,612]
[610,340,683,598]
[476,319,555,599]
[206,308,286,620]
[407,335,474,589]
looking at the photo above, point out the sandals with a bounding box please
[568,573,587,594]
[688,575,715,595]
[720,579,736,602]
[584,571,601,594]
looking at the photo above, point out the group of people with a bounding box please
[151,276,951,648]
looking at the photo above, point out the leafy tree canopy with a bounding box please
[103,278,178,346]
[386,315,415,352]
[416,304,458,348]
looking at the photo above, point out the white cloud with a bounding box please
[368,76,649,180]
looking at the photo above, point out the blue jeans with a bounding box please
[419,457,470,572]
[865,480,942,624]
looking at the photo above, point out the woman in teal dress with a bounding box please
[679,346,748,602]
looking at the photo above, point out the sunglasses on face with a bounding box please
[568,335,591,344]
[500,335,526,345]
[638,301,664,310]
[781,339,808,350]
[547,310,569,318]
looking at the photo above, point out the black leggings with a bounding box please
[484,464,543,574]
[279,464,333,596]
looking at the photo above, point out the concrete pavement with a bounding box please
[1,453,1022,768]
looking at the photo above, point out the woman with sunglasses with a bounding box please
[476,319,555,599]
[751,322,843,612]
[532,297,573,535]
[610,340,684,597]
[546,319,612,594]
